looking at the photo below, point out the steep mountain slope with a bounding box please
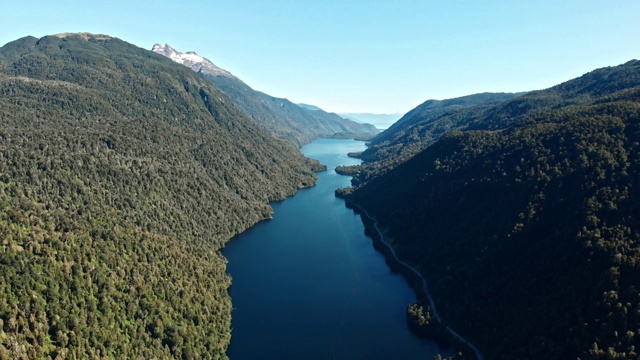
[366,92,524,159]
[345,63,640,188]
[339,60,640,359]
[152,44,379,147]
[0,33,321,359]
[338,92,522,185]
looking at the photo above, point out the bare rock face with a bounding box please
[54,32,114,41]
[152,43,237,79]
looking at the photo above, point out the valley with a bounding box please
[152,44,379,147]
[338,60,640,359]
[0,28,638,360]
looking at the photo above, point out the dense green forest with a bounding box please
[339,60,640,359]
[0,33,323,359]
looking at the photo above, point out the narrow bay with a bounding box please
[223,139,447,359]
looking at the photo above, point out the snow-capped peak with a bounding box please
[151,43,237,79]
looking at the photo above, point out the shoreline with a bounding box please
[344,200,484,360]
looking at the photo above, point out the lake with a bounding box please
[223,138,447,359]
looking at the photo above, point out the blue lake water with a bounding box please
[223,138,446,359]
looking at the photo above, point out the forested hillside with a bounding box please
[344,64,640,187]
[0,33,321,359]
[339,60,640,359]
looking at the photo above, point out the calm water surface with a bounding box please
[223,139,447,359]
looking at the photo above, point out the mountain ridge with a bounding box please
[336,92,523,185]
[152,44,379,147]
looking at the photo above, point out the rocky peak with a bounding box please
[53,32,113,41]
[151,43,237,79]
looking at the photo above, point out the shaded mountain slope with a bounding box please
[339,60,640,359]
[345,62,640,188]
[152,44,379,147]
[365,93,523,160]
[339,92,522,185]
[0,33,320,359]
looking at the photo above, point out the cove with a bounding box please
[223,139,448,359]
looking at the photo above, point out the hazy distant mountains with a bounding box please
[339,112,403,130]
[298,104,403,130]
[152,44,379,146]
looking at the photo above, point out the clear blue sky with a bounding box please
[1,1,638,114]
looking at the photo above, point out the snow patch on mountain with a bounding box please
[152,43,237,79]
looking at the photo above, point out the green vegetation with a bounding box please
[0,33,321,359]
[339,60,640,359]
[340,92,522,184]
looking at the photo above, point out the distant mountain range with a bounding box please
[152,44,379,147]
[338,60,640,359]
[339,112,404,130]
[296,105,403,130]
[296,104,403,130]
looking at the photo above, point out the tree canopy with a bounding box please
[0,33,321,359]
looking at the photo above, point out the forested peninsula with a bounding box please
[0,33,322,359]
[338,60,640,359]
